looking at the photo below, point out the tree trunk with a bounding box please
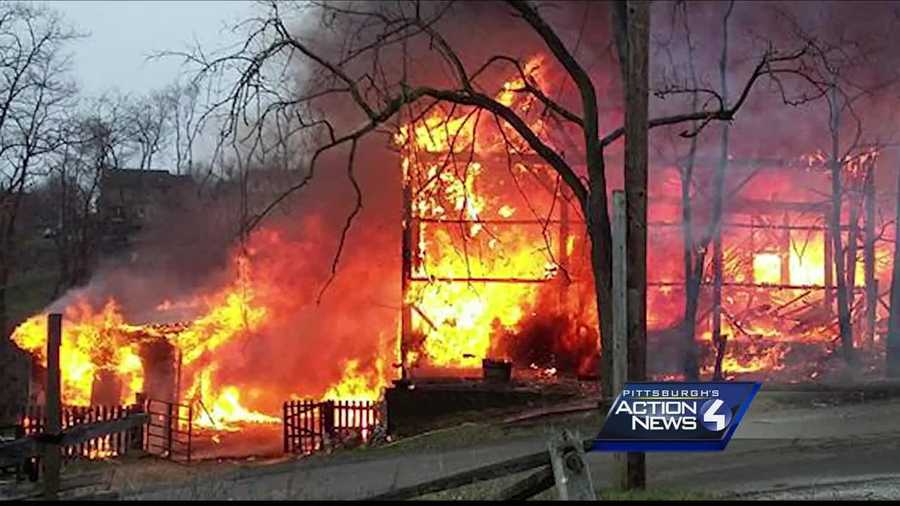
[710,226,724,378]
[829,131,856,365]
[681,270,702,380]
[588,181,614,399]
[0,263,8,339]
[709,1,734,381]
[825,82,855,367]
[846,193,860,307]
[0,223,12,339]
[679,1,734,381]
[886,162,900,376]
[863,162,877,349]
[679,91,701,382]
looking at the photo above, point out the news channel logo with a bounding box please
[592,381,760,452]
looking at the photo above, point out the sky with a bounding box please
[47,0,257,96]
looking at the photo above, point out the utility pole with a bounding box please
[43,313,62,500]
[611,191,629,489]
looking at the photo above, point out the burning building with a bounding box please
[8,1,900,448]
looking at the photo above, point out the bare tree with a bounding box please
[161,79,203,175]
[0,2,78,336]
[127,89,172,170]
[779,6,900,370]
[183,0,816,401]
[888,160,900,376]
[41,95,136,294]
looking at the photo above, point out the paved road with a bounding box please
[124,395,900,500]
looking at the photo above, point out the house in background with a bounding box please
[98,168,196,255]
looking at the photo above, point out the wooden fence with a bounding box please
[283,399,379,455]
[19,403,144,461]
[332,400,379,441]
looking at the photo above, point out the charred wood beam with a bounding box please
[649,281,868,291]
[409,276,552,284]
[418,218,859,232]
[414,152,856,176]
[409,279,870,290]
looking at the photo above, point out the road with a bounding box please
[122,393,900,500]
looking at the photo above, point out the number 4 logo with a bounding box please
[702,399,732,431]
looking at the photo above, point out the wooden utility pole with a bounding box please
[613,0,649,490]
[400,178,413,380]
[611,190,628,489]
[43,313,62,500]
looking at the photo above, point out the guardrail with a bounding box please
[364,430,594,500]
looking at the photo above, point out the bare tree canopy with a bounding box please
[179,0,823,400]
[0,1,79,335]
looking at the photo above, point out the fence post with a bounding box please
[322,401,335,449]
[187,404,193,464]
[133,393,146,452]
[43,313,63,500]
[283,402,289,454]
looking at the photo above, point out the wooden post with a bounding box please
[165,402,173,457]
[43,313,62,500]
[322,400,336,444]
[847,192,861,327]
[621,0,650,490]
[174,350,183,404]
[548,430,596,500]
[611,191,628,490]
[283,402,289,454]
[400,177,414,380]
[186,404,192,464]
[132,392,146,452]
[781,212,791,285]
[611,191,628,399]
[864,161,877,349]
